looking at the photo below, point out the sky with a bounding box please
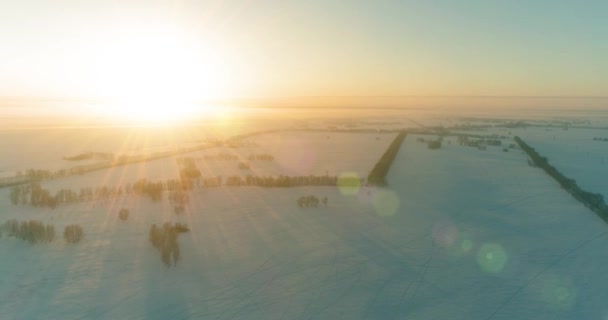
[0,0,607,101]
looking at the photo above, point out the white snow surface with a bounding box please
[1,133,608,319]
[514,127,608,198]
[38,131,395,193]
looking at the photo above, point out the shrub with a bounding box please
[119,208,130,221]
[297,195,320,208]
[427,140,442,149]
[174,223,190,233]
[64,224,84,243]
[174,205,185,215]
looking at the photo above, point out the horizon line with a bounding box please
[1,95,608,102]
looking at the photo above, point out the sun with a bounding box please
[89,24,229,124]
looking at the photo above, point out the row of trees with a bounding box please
[224,174,339,187]
[9,173,345,209]
[15,168,67,180]
[247,154,274,161]
[296,195,328,207]
[63,152,114,161]
[182,153,275,163]
[8,177,193,208]
[3,220,83,244]
[456,136,503,148]
[149,223,189,267]
[367,131,408,186]
[131,179,165,201]
[4,220,55,244]
[515,136,608,220]
[14,163,120,180]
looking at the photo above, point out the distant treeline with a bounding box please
[367,131,407,186]
[178,153,275,163]
[515,136,608,221]
[63,152,114,161]
[8,178,191,208]
[1,129,282,190]
[8,174,345,209]
[224,175,339,187]
[247,154,274,161]
[457,136,504,148]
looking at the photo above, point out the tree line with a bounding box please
[8,173,345,209]
[456,136,503,148]
[63,152,114,161]
[2,220,83,244]
[8,177,196,208]
[515,136,608,221]
[3,220,55,244]
[225,174,339,187]
[367,131,407,186]
[247,154,274,161]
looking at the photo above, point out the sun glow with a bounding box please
[89,24,230,124]
[97,99,208,125]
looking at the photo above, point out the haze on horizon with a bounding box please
[1,0,607,105]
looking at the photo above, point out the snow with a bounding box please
[385,135,608,319]
[515,127,608,198]
[1,129,608,319]
[0,123,281,175]
[38,131,396,193]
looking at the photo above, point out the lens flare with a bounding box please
[432,220,458,248]
[372,189,400,216]
[476,243,508,273]
[337,172,361,195]
[539,274,577,310]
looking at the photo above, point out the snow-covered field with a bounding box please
[2,127,608,319]
[384,135,608,319]
[514,127,608,198]
[0,122,284,176]
[36,131,395,193]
